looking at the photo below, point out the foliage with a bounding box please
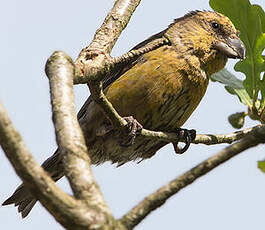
[228,112,246,129]
[258,159,265,173]
[210,0,265,125]
[211,69,252,107]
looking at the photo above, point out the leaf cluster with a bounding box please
[210,0,265,126]
[210,0,265,172]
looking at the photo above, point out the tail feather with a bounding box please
[2,149,64,218]
[20,200,37,218]
[2,183,37,218]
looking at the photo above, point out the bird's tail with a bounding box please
[2,149,64,218]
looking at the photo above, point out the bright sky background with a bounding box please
[1,0,265,229]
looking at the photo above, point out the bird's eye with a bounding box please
[211,22,220,30]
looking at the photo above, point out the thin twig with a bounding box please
[111,37,169,66]
[119,125,265,229]
[193,125,261,145]
[141,125,263,145]
[88,80,128,130]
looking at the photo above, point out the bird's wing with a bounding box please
[77,30,167,119]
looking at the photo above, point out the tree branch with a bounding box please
[0,102,88,228]
[45,51,114,227]
[119,125,265,229]
[111,37,169,66]
[141,124,264,145]
[74,0,142,83]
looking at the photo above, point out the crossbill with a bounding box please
[3,11,245,217]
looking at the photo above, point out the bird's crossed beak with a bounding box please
[214,37,246,59]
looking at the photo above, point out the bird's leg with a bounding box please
[172,128,196,154]
[118,116,143,147]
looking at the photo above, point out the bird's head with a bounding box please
[165,11,245,73]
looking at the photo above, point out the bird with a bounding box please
[3,10,245,218]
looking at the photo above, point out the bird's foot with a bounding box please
[118,116,143,147]
[172,128,196,154]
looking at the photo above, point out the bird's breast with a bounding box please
[106,46,209,132]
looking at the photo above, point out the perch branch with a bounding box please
[119,124,265,229]
[141,124,264,145]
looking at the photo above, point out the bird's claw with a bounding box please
[172,128,196,154]
[118,116,143,147]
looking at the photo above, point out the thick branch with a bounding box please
[45,51,113,226]
[74,0,142,83]
[0,102,83,226]
[84,0,141,53]
[119,125,265,229]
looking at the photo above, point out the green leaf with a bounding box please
[211,69,252,106]
[228,112,246,129]
[253,4,265,31]
[210,0,265,110]
[236,33,265,103]
[258,159,265,173]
